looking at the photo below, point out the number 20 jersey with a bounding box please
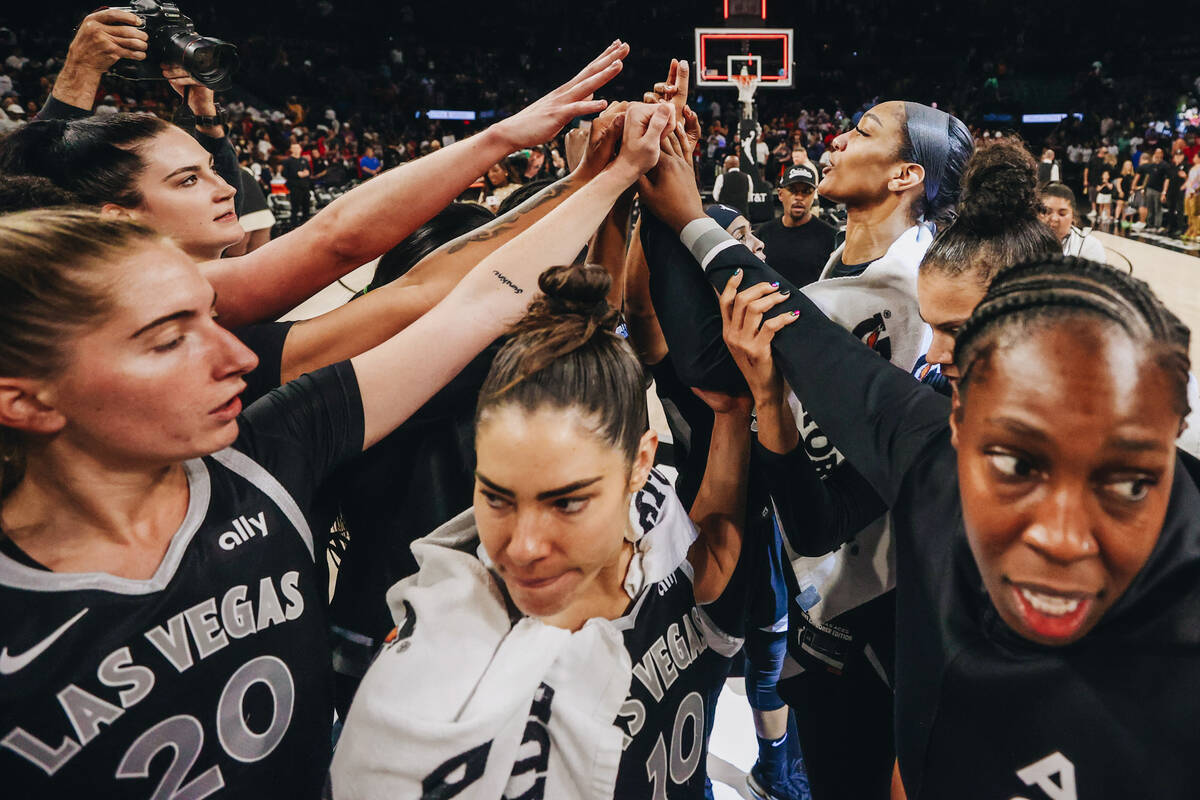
[0,365,364,799]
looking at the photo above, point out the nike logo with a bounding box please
[0,608,88,675]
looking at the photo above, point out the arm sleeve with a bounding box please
[34,95,92,121]
[639,213,747,393]
[755,439,888,556]
[195,131,245,217]
[235,360,365,513]
[682,218,950,505]
[712,173,724,201]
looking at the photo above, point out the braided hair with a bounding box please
[476,264,650,464]
[954,255,1191,418]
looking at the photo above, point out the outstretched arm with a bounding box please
[201,41,630,328]
[275,111,629,384]
[686,391,753,604]
[621,215,669,365]
[351,103,676,449]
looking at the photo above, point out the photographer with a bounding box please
[36,8,244,216]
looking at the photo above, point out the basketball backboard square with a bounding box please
[694,28,793,88]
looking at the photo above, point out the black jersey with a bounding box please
[613,471,746,800]
[0,362,363,799]
[695,240,1200,798]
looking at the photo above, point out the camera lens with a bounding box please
[167,32,238,90]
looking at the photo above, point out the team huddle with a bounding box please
[0,36,1198,800]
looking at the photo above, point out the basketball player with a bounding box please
[331,263,762,799]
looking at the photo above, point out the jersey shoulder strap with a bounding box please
[209,448,315,560]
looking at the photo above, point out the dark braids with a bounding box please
[954,255,1191,417]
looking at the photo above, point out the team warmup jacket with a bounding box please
[330,468,747,799]
[680,217,1200,799]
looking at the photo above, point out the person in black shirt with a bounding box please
[282,142,313,225]
[1164,149,1189,236]
[753,163,836,287]
[707,242,1200,798]
[1136,147,1168,230]
[713,155,752,218]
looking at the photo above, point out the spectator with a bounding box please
[1165,149,1189,236]
[1036,148,1061,188]
[1136,147,1168,231]
[753,163,837,287]
[1083,146,1106,218]
[282,141,313,224]
[359,144,381,178]
[713,154,751,218]
[0,99,24,134]
[1095,169,1114,223]
[1185,151,1200,241]
[1040,182,1106,262]
[479,159,521,211]
[1115,159,1136,226]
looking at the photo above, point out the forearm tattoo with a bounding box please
[446,175,576,254]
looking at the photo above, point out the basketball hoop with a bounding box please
[734,72,759,105]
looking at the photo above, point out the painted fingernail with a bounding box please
[791,309,800,317]
[770,281,779,288]
[779,289,791,296]
[734,268,742,275]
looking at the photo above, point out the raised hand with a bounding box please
[636,126,704,232]
[643,59,701,155]
[576,101,629,178]
[717,270,798,402]
[494,41,630,150]
[614,103,675,179]
[67,8,148,74]
[49,8,149,111]
[162,65,218,113]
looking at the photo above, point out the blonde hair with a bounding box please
[0,208,165,497]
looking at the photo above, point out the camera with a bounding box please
[108,0,238,91]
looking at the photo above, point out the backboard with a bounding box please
[694,28,793,88]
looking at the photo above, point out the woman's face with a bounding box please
[727,215,765,259]
[917,268,988,379]
[819,101,909,207]
[486,163,509,186]
[124,126,243,260]
[950,320,1180,646]
[474,405,655,631]
[1040,195,1074,240]
[40,243,258,467]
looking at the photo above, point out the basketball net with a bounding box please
[735,69,759,117]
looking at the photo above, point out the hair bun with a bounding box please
[536,264,615,323]
[956,138,1040,234]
